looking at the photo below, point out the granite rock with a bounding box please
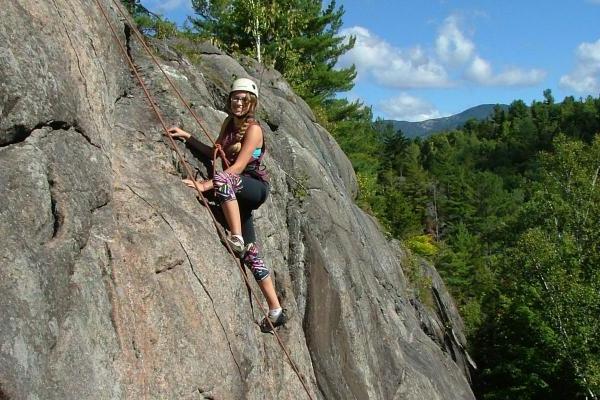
[0,1,475,399]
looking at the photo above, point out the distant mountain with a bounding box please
[382,104,509,138]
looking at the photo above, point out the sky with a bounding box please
[139,0,600,121]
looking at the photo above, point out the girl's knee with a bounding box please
[213,171,242,202]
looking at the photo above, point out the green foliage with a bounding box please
[121,0,147,15]
[134,14,178,39]
[121,0,178,39]
[403,253,434,309]
[342,91,600,399]
[503,136,600,397]
[172,42,203,65]
[355,171,378,210]
[406,234,438,256]
[424,100,600,399]
[189,0,356,105]
[290,172,309,201]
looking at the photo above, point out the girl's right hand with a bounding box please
[167,126,191,141]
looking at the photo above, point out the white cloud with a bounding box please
[339,26,451,88]
[466,56,546,86]
[559,38,600,93]
[466,56,492,81]
[338,18,545,92]
[436,16,475,66]
[586,0,600,4]
[379,93,446,122]
[435,15,545,86]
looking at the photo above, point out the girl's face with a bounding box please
[230,91,251,117]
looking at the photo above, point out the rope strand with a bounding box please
[110,0,230,167]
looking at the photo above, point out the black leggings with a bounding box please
[233,174,269,244]
[213,172,270,280]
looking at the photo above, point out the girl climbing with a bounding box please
[168,78,287,333]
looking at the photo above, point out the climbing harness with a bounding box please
[93,1,314,398]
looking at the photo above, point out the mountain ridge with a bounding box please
[383,103,509,138]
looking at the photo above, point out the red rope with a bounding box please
[94,1,314,398]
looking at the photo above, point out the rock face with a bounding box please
[0,1,475,399]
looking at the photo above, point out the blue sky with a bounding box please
[140,0,600,121]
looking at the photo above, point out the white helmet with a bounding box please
[230,78,258,98]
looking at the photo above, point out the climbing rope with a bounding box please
[113,0,229,166]
[94,1,314,399]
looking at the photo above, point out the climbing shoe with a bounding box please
[226,234,245,256]
[260,309,288,333]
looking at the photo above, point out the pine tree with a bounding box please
[190,0,356,105]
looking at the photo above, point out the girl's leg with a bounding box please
[258,277,281,310]
[213,172,267,237]
[243,243,282,313]
[239,208,281,310]
[222,199,242,235]
[214,173,284,328]
[213,172,244,236]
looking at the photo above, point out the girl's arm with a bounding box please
[167,126,214,158]
[176,120,231,193]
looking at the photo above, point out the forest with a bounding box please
[124,1,600,398]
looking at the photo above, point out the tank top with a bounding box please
[220,118,269,183]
